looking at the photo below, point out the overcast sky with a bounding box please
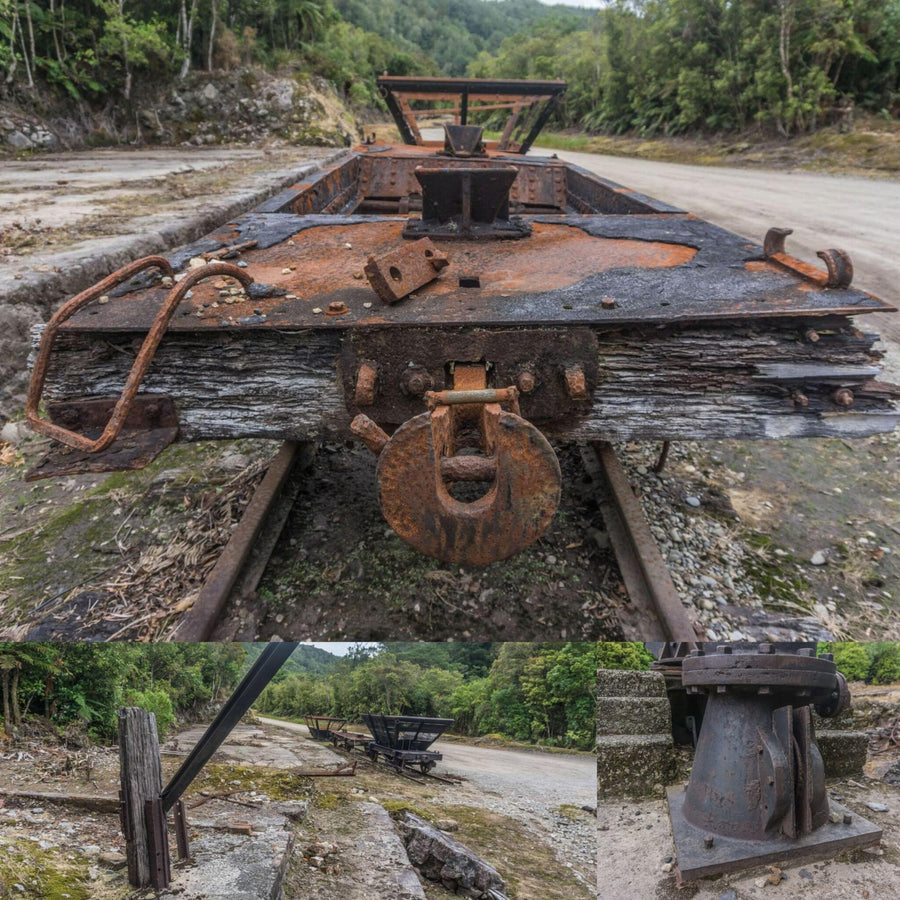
[540,0,606,7]
[309,642,377,657]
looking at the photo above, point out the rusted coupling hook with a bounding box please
[27,258,253,453]
[350,365,561,566]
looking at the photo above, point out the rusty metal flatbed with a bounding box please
[28,77,899,567]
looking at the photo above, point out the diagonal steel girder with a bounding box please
[159,641,298,814]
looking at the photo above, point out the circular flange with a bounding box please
[682,651,838,692]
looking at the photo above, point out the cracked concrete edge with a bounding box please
[0,147,349,314]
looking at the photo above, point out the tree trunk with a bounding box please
[778,0,795,133]
[1,670,11,738]
[5,8,19,84]
[49,0,65,65]
[25,0,36,76]
[10,669,21,727]
[207,0,217,71]
[180,0,199,79]
[118,0,131,101]
[17,6,35,89]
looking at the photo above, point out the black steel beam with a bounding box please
[519,89,564,155]
[160,642,297,813]
[379,84,418,145]
[377,77,566,97]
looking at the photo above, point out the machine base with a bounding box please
[667,785,882,883]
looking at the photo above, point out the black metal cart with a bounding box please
[362,714,454,773]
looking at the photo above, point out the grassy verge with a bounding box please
[485,114,900,176]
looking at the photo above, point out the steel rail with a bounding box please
[174,441,315,641]
[580,441,699,642]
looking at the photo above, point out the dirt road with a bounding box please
[257,717,594,808]
[537,145,900,379]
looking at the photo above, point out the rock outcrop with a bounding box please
[397,812,508,900]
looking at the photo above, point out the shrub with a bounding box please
[830,643,872,683]
[597,642,654,671]
[870,645,900,685]
[124,688,175,737]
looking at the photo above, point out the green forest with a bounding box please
[3,1,898,137]
[257,641,599,750]
[600,641,900,685]
[0,641,599,751]
[0,642,245,742]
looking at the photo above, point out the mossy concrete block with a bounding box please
[597,734,674,799]
[596,696,671,735]
[817,730,869,778]
[596,669,667,699]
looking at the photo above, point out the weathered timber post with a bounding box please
[118,706,167,888]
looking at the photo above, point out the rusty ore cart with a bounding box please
[26,76,899,573]
[361,713,453,773]
[303,714,346,740]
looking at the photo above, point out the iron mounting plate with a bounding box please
[341,326,598,422]
[667,786,882,882]
[25,395,178,481]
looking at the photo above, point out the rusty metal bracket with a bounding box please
[25,396,179,482]
[364,237,449,304]
[359,364,562,565]
[27,259,253,453]
[443,124,485,157]
[763,227,853,289]
[144,797,171,890]
[173,798,191,861]
[404,166,532,241]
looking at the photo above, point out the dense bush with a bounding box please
[597,642,655,671]
[256,642,599,750]
[871,644,900,685]
[470,1,900,136]
[0,643,245,743]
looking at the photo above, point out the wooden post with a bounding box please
[118,707,165,888]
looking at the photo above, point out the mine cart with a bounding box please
[361,713,454,773]
[26,77,899,583]
[303,714,346,741]
[331,729,371,752]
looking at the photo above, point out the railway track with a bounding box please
[172,438,700,642]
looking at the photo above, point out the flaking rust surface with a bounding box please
[62,222,696,331]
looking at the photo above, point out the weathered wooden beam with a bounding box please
[33,320,899,444]
[118,707,165,889]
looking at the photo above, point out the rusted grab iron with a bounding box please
[763,227,853,288]
[27,258,253,453]
[351,364,561,566]
[667,644,880,882]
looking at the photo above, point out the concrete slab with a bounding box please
[187,797,307,830]
[159,827,294,900]
[291,802,426,900]
[164,723,345,771]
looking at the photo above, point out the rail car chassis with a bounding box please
[22,77,899,632]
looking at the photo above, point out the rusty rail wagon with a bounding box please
[25,77,899,625]
[303,713,346,741]
[361,713,453,773]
